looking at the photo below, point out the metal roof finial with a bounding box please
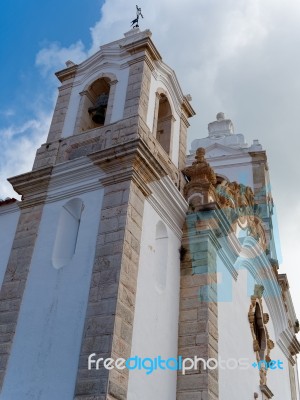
[131,5,144,28]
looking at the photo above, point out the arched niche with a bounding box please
[52,198,84,269]
[75,74,117,134]
[154,221,169,291]
[153,92,174,156]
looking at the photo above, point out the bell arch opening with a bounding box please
[155,94,173,156]
[75,77,112,133]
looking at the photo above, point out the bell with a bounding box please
[91,110,105,125]
[88,93,109,125]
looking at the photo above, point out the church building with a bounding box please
[0,28,299,400]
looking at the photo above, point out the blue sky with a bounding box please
[1,0,300,320]
[0,0,103,128]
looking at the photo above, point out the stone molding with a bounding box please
[8,166,53,208]
[55,64,78,83]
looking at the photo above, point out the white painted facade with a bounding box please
[218,264,293,399]
[128,176,187,399]
[1,160,104,400]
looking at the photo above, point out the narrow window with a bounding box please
[155,94,173,155]
[154,221,168,290]
[52,198,84,269]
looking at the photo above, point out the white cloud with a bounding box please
[0,112,50,199]
[35,41,87,76]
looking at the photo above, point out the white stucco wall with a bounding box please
[1,188,104,400]
[218,256,292,399]
[127,199,181,400]
[0,204,20,288]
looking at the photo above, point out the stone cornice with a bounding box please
[55,64,78,83]
[249,150,267,162]
[182,97,196,119]
[43,157,105,203]
[88,139,172,196]
[126,53,155,72]
[8,166,53,208]
[121,36,162,62]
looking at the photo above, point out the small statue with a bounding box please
[131,5,143,28]
[88,93,109,125]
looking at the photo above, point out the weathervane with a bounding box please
[131,5,143,28]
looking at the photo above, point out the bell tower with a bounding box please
[0,28,194,399]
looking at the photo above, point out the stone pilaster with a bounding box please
[123,59,152,122]
[177,210,219,400]
[0,167,53,388]
[74,140,165,399]
[47,65,77,143]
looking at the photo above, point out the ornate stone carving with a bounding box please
[182,148,218,209]
[182,148,267,248]
[248,288,275,393]
[263,313,270,324]
[183,147,217,186]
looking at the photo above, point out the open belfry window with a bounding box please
[76,77,111,133]
[155,94,173,156]
[88,78,110,125]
